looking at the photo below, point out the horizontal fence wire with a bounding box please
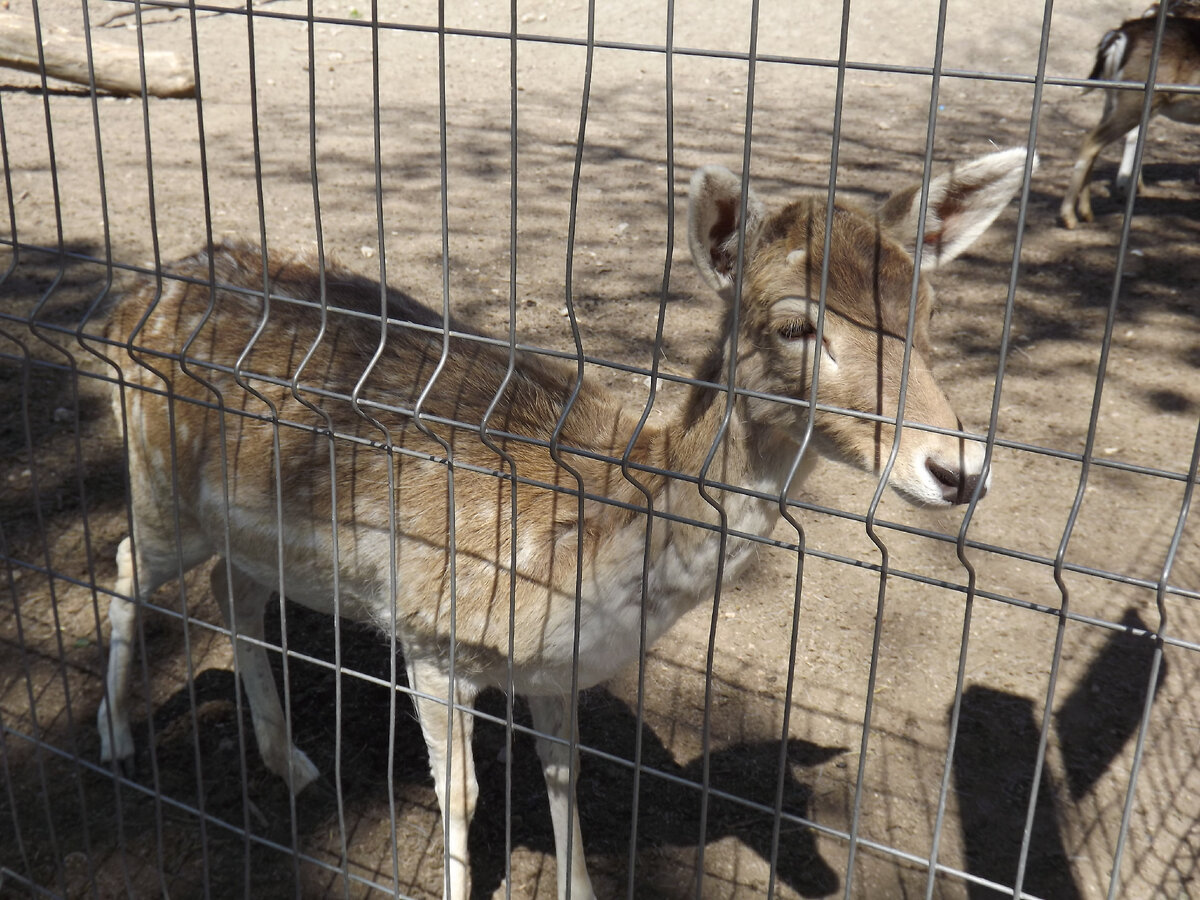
[1,1,1198,899]
[5,342,1197,615]
[55,0,1200,95]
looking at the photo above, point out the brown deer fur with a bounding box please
[97,148,1030,900]
[1060,13,1200,228]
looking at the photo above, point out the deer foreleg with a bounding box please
[528,693,596,900]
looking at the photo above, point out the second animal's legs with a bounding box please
[1061,94,1154,228]
[209,559,320,793]
[1060,127,1108,227]
[528,693,597,900]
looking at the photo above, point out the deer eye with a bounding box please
[777,319,816,342]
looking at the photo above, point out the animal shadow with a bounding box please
[952,686,1081,900]
[1056,608,1166,800]
[469,687,845,899]
[143,600,844,898]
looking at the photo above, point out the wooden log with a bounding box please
[0,13,194,98]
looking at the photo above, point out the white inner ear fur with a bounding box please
[918,147,1037,271]
[786,249,807,268]
[686,165,768,299]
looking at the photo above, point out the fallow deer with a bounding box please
[97,147,1030,899]
[1059,10,1200,228]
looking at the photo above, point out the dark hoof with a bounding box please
[113,754,136,780]
[307,774,339,804]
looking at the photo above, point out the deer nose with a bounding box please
[926,459,988,505]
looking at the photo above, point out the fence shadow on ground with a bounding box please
[952,608,1168,899]
[952,685,1083,900]
[259,601,847,898]
[20,599,844,898]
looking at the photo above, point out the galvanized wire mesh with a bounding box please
[1,1,1198,899]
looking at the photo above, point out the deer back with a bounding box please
[109,244,668,687]
[1099,16,1200,95]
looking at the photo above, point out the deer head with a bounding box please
[687,147,1031,506]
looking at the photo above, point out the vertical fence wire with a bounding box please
[551,4,597,895]
[0,85,14,288]
[476,3,523,897]
[0,689,33,886]
[1098,6,1200,865]
[293,1,353,891]
[1020,7,1178,899]
[239,3,308,889]
[21,3,103,887]
[276,0,355,892]
[619,2,677,895]
[20,4,108,897]
[0,69,22,895]
[18,14,104,884]
[355,2,404,894]
[1,481,66,896]
[121,4,175,885]
[925,2,1055,895]
[772,0,854,891]
[419,0,460,892]
[847,0,952,891]
[693,3,761,893]
[71,4,135,890]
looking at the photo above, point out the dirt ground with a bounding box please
[1,0,1198,898]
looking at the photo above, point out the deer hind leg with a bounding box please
[1060,126,1109,228]
[97,537,152,773]
[209,560,320,793]
[97,530,206,775]
[406,656,480,900]
[1061,95,1151,228]
[528,694,596,900]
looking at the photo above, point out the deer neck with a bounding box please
[652,341,810,559]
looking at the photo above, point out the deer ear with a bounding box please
[878,147,1035,270]
[688,166,768,298]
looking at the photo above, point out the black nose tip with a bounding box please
[927,459,986,504]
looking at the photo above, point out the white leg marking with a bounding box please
[209,560,320,793]
[528,693,597,900]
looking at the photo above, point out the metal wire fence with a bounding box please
[1,0,1198,898]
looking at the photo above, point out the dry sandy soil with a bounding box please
[1,1,1198,898]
